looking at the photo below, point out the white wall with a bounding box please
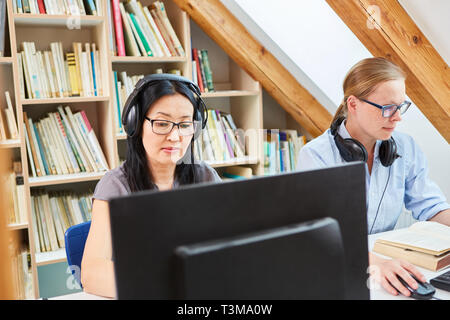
[222,0,450,198]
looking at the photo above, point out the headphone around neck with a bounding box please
[330,116,399,167]
[121,73,208,140]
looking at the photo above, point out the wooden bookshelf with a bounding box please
[0,57,13,64]
[28,172,106,187]
[2,0,298,299]
[35,248,67,266]
[0,139,21,148]
[7,222,29,231]
[111,56,187,63]
[13,14,104,27]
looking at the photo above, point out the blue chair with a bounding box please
[64,221,91,288]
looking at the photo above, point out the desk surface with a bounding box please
[51,231,450,300]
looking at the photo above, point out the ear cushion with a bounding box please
[123,104,139,138]
[379,138,397,167]
[334,135,368,162]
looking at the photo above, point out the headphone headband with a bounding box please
[122,73,207,139]
[330,117,399,167]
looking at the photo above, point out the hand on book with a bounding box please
[369,253,426,297]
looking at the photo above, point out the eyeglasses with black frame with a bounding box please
[360,99,411,118]
[144,117,197,136]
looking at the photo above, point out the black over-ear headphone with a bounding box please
[330,116,399,167]
[121,73,208,139]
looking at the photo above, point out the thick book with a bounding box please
[373,221,450,271]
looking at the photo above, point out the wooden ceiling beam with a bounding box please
[173,0,332,137]
[326,0,450,142]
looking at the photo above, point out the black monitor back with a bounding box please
[175,217,345,299]
[109,162,369,299]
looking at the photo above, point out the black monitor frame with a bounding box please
[109,162,369,299]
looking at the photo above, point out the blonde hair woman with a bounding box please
[296,57,450,297]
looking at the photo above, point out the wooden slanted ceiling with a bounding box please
[326,0,450,143]
[173,0,332,137]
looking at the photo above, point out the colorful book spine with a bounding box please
[90,50,97,96]
[37,0,46,14]
[113,71,123,133]
[33,122,50,175]
[129,12,153,56]
[201,50,214,92]
[112,0,126,56]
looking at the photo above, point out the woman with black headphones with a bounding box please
[296,57,450,297]
[81,74,221,298]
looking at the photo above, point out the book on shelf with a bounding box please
[192,48,214,93]
[31,189,92,253]
[19,41,103,99]
[8,161,27,225]
[23,106,108,178]
[194,110,246,164]
[0,0,6,57]
[13,0,101,15]
[3,91,19,140]
[373,221,450,271]
[10,243,33,300]
[264,129,306,175]
[222,166,253,180]
[111,0,183,57]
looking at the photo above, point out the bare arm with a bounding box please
[81,199,116,298]
[429,209,450,226]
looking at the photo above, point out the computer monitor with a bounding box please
[109,162,369,299]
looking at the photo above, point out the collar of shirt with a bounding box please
[337,120,382,161]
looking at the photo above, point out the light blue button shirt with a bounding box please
[296,122,450,234]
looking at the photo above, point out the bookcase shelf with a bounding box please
[7,222,29,231]
[13,14,104,27]
[28,171,106,187]
[207,156,259,168]
[111,55,187,63]
[0,139,21,149]
[0,57,13,64]
[21,96,110,105]
[202,90,260,98]
[35,248,66,266]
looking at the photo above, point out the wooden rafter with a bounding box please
[173,0,332,137]
[326,0,450,143]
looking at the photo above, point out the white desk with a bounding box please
[50,231,450,300]
[368,231,450,300]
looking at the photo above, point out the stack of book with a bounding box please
[194,109,246,164]
[12,0,102,15]
[18,41,103,100]
[113,68,182,134]
[23,105,109,178]
[192,48,214,93]
[0,92,19,141]
[0,0,6,57]
[109,0,184,57]
[264,129,306,175]
[31,189,92,253]
[10,243,33,300]
[7,161,27,225]
[373,221,450,271]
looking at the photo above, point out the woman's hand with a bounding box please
[369,252,427,297]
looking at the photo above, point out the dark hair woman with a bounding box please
[81,75,221,298]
